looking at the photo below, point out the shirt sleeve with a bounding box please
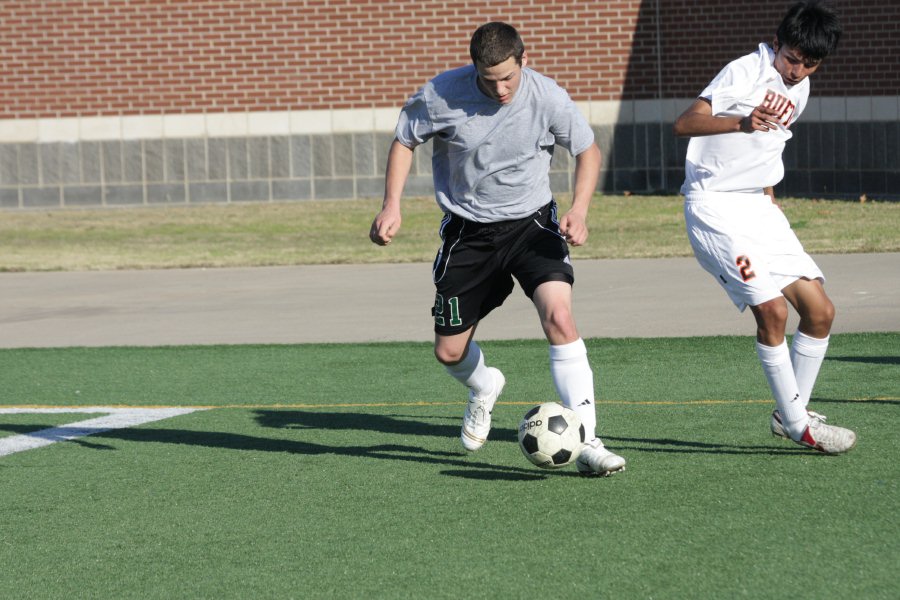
[394,87,433,149]
[548,89,594,156]
[701,51,762,116]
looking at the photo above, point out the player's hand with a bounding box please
[369,207,401,246]
[740,105,781,133]
[559,211,588,246]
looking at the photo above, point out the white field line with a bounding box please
[0,407,204,458]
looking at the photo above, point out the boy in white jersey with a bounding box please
[675,1,855,454]
[370,22,625,476]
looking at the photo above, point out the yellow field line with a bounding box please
[1,397,895,411]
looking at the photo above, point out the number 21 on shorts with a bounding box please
[433,293,462,327]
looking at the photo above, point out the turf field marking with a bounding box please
[3,396,891,413]
[0,407,203,458]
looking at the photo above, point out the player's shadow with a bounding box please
[0,423,120,452]
[90,412,544,481]
[602,435,812,456]
[809,396,899,406]
[0,423,66,435]
[253,409,519,445]
[254,409,457,438]
[827,355,900,365]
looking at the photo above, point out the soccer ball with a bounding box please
[518,402,585,469]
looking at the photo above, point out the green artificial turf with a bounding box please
[1,333,897,599]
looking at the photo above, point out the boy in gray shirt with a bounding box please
[370,22,625,476]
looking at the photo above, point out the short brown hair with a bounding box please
[469,22,525,67]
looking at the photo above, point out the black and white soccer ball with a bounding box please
[518,402,585,469]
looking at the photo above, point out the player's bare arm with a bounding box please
[673,98,780,137]
[559,143,601,246]
[370,139,415,246]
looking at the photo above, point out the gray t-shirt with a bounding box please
[395,65,594,222]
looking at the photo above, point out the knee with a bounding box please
[804,298,836,336]
[541,306,578,343]
[756,300,789,329]
[753,298,789,345]
[434,344,465,366]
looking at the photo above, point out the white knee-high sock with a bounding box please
[549,338,597,441]
[756,340,808,440]
[790,331,829,411]
[444,340,494,396]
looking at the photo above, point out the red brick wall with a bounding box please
[652,1,900,98]
[1,0,896,119]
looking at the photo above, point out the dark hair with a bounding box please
[776,1,842,61]
[469,22,525,67]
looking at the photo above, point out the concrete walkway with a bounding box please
[1,253,897,348]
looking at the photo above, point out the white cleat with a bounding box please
[460,367,505,452]
[576,438,626,477]
[770,409,828,439]
[796,418,857,454]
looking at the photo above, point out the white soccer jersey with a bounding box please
[681,43,809,194]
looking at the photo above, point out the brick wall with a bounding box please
[652,1,900,98]
[0,1,897,205]
[3,0,895,119]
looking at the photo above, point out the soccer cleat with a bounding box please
[795,418,857,454]
[460,367,505,452]
[576,438,626,477]
[770,409,828,439]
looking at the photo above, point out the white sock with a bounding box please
[756,340,808,440]
[790,331,829,411]
[444,341,494,396]
[549,338,597,441]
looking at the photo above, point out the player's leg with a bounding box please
[508,203,587,427]
[510,199,626,477]
[436,326,499,400]
[531,280,592,433]
[753,205,853,451]
[751,220,853,452]
[436,327,506,452]
[767,277,853,451]
[685,194,805,439]
[432,216,512,452]
[782,277,834,410]
[750,296,811,439]
[532,280,593,431]
[531,281,624,476]
[752,297,853,452]
[686,193,853,453]
[436,327,490,389]
[435,302,508,453]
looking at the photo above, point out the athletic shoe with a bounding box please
[576,438,626,477]
[770,409,828,439]
[795,418,857,454]
[460,367,505,452]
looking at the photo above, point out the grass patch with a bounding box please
[1,195,897,271]
[1,334,897,598]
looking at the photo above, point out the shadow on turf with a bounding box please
[827,355,900,366]
[811,396,900,406]
[92,411,559,481]
[602,435,813,456]
[0,423,120,450]
[255,409,462,438]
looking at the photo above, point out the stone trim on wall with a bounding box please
[1,97,897,144]
[1,97,897,209]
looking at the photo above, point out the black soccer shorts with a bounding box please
[430,200,574,336]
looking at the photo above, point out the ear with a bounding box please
[521,51,528,68]
[772,37,780,52]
